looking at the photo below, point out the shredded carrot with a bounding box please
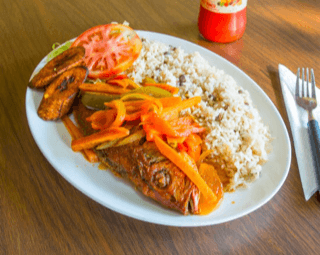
[154,136,217,201]
[142,83,179,95]
[79,82,130,94]
[162,96,202,120]
[71,127,130,151]
[62,116,99,163]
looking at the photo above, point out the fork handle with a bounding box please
[308,119,320,188]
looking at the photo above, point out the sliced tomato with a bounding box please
[71,24,142,79]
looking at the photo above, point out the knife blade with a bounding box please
[278,64,319,200]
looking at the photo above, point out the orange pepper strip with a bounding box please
[145,112,178,137]
[61,116,99,163]
[140,99,163,115]
[143,124,161,141]
[125,111,142,121]
[86,109,117,130]
[106,79,129,88]
[107,73,128,81]
[104,100,126,128]
[197,150,214,167]
[198,163,224,215]
[121,93,155,102]
[172,124,206,137]
[162,96,202,120]
[79,82,130,94]
[154,136,217,201]
[71,127,130,151]
[143,83,179,95]
[184,134,202,162]
[126,79,141,89]
[169,116,194,127]
[158,97,182,108]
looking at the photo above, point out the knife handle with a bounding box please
[307,119,320,188]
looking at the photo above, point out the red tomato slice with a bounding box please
[71,24,142,79]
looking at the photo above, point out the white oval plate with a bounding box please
[25,31,291,227]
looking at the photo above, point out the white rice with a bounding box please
[126,38,272,192]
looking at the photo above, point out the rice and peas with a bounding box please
[126,38,272,192]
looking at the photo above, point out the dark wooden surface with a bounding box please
[1,0,319,254]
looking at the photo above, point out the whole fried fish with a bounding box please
[73,102,200,215]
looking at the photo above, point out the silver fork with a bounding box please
[295,68,320,190]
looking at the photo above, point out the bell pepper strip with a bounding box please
[107,78,140,89]
[198,163,224,215]
[166,137,186,148]
[86,109,117,130]
[114,129,146,147]
[197,150,214,167]
[79,82,131,94]
[71,127,130,151]
[142,83,179,95]
[105,73,128,82]
[61,115,99,163]
[158,97,182,108]
[120,93,155,102]
[143,112,178,137]
[95,138,120,150]
[143,123,161,141]
[184,134,202,162]
[126,79,140,89]
[169,116,194,127]
[172,124,206,137]
[162,96,202,120]
[154,136,217,202]
[104,100,126,128]
[125,111,142,121]
[140,99,163,115]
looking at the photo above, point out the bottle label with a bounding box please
[200,0,247,14]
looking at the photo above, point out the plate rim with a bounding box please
[25,30,291,227]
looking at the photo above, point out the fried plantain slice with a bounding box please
[37,66,88,121]
[29,46,85,89]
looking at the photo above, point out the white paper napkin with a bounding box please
[279,64,320,200]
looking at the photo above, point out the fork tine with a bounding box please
[302,68,305,97]
[295,68,300,98]
[311,68,316,99]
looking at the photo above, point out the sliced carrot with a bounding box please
[154,136,217,202]
[162,96,202,120]
[71,127,130,151]
[79,82,130,94]
[62,116,99,163]
[143,83,179,95]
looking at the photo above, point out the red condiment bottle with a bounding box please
[198,0,247,43]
